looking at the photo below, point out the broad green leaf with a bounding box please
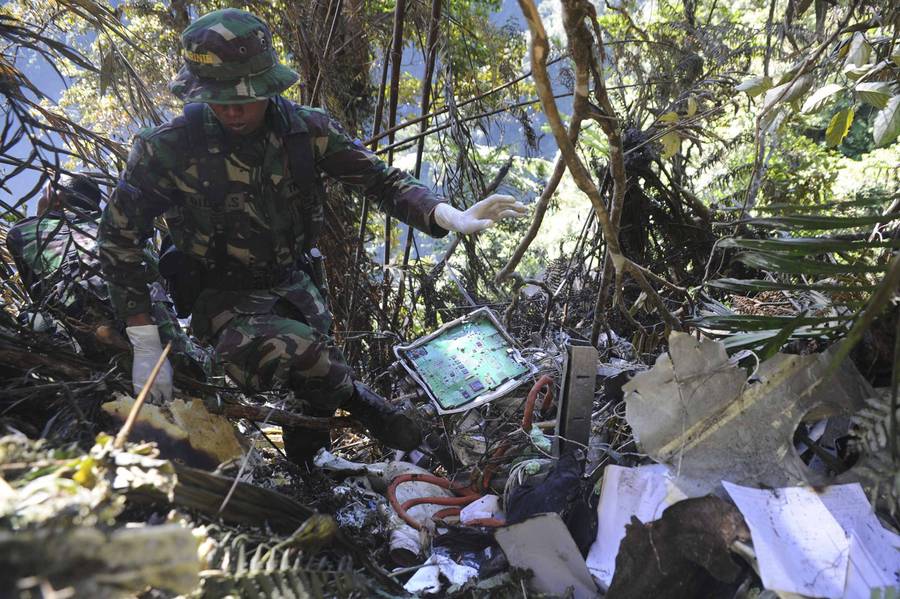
[718,195,889,214]
[775,61,805,86]
[735,251,885,275]
[855,82,892,109]
[736,75,772,98]
[718,237,900,254]
[720,330,782,352]
[893,48,900,67]
[801,83,844,114]
[843,63,875,81]
[741,213,900,229]
[825,107,854,147]
[873,95,900,147]
[659,111,679,124]
[99,50,116,97]
[844,32,871,68]
[689,314,847,332]
[749,195,892,213]
[687,96,698,116]
[706,278,876,293]
[762,74,813,113]
[717,325,845,351]
[700,298,734,316]
[660,131,681,158]
[759,312,808,361]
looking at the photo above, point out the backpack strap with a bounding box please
[184,103,230,273]
[275,96,316,199]
[274,96,322,255]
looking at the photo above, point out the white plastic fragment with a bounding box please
[402,554,478,594]
[313,448,387,477]
[495,512,598,599]
[459,494,504,524]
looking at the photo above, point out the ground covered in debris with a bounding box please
[3,0,900,596]
[2,290,898,597]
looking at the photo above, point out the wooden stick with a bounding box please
[219,402,356,431]
[114,341,172,449]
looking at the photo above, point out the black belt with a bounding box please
[204,264,295,291]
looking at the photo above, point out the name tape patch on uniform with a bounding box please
[185,50,218,64]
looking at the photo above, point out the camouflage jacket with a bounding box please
[8,212,212,377]
[99,98,447,340]
[8,210,113,318]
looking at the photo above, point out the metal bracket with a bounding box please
[553,342,597,455]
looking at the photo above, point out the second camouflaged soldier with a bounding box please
[7,173,211,378]
[99,9,525,464]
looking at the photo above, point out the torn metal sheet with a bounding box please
[449,410,489,467]
[624,332,874,495]
[395,307,536,415]
[313,448,388,479]
[495,512,598,599]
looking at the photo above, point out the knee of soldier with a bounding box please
[216,333,295,392]
[286,345,353,404]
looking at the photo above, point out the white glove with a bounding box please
[433,194,527,234]
[126,324,174,402]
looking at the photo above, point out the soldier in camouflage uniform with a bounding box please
[98,9,525,463]
[6,173,212,379]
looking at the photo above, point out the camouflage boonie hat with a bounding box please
[169,9,299,104]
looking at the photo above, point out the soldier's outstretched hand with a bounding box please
[433,194,527,235]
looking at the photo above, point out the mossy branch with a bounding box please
[516,0,681,334]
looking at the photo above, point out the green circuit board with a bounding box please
[400,315,530,410]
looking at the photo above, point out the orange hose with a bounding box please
[402,494,477,510]
[388,473,474,530]
[522,374,554,433]
[387,376,555,530]
[481,375,555,489]
[433,507,461,520]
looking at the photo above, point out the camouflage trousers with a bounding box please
[210,301,354,412]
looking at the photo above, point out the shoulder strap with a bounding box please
[184,103,229,272]
[274,96,316,199]
[274,96,326,256]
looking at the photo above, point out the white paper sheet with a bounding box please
[817,483,900,590]
[724,482,850,598]
[585,464,686,589]
[844,532,898,599]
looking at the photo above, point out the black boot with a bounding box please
[282,409,333,467]
[343,382,422,451]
